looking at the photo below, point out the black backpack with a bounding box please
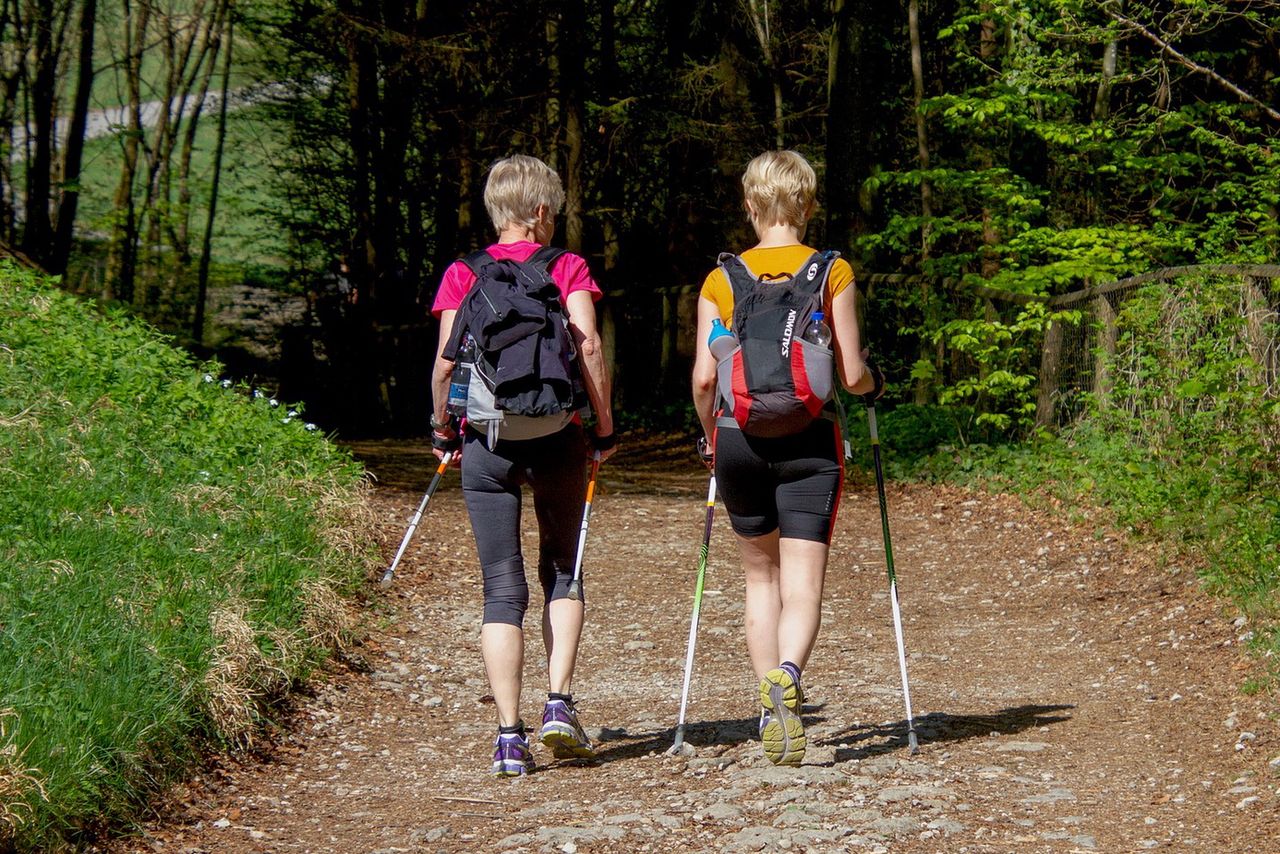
[444,247,586,444]
[714,251,838,437]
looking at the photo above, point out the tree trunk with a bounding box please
[909,0,937,403]
[0,0,19,244]
[825,0,884,256]
[105,0,152,303]
[194,8,234,346]
[744,0,783,148]
[908,0,932,256]
[175,2,228,263]
[20,0,66,267]
[558,0,587,254]
[49,0,95,276]
[979,8,1000,278]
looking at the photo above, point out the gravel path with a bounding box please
[99,437,1279,853]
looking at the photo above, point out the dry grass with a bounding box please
[300,577,357,652]
[0,709,47,846]
[203,604,290,747]
[314,475,379,573]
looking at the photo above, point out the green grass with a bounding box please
[73,104,290,265]
[0,262,375,849]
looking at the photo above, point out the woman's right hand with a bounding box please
[696,435,714,470]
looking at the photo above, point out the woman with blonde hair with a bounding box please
[430,154,617,776]
[691,150,882,766]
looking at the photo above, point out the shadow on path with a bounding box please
[820,704,1075,762]
[583,703,835,763]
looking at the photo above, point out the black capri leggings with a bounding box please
[461,423,588,626]
[714,418,844,543]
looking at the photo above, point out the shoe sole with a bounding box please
[759,668,805,766]
[540,725,597,760]
[492,754,533,777]
[492,762,532,777]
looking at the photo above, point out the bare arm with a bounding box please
[830,285,877,395]
[566,290,617,462]
[692,296,720,441]
[430,310,459,460]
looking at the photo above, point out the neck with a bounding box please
[752,222,804,249]
[497,224,540,244]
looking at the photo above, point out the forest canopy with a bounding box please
[2,0,1277,434]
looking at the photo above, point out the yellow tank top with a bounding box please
[699,245,854,327]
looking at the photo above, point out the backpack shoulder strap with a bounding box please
[717,253,759,303]
[792,250,839,296]
[461,249,496,277]
[527,245,566,271]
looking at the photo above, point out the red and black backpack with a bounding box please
[714,250,839,438]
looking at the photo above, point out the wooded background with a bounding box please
[3,0,1277,436]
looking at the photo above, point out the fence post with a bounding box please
[1242,276,1273,389]
[659,290,677,391]
[1036,314,1064,428]
[1092,294,1117,408]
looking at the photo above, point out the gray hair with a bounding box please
[483,155,566,233]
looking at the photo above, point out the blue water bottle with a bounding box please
[708,318,738,361]
[447,333,475,416]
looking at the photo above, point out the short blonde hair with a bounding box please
[741,150,816,230]
[483,155,566,233]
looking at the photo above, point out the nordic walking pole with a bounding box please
[668,473,717,755]
[380,450,454,587]
[566,451,602,601]
[866,401,919,753]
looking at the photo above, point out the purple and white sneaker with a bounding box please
[492,731,534,777]
[539,698,596,759]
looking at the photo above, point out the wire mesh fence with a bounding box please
[1035,265,1280,432]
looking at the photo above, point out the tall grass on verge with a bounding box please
[916,274,1280,687]
[0,710,45,843]
[0,262,377,849]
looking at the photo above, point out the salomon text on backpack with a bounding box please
[714,251,838,438]
[444,246,587,446]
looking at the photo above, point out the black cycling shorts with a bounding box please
[713,418,844,543]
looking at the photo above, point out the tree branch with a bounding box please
[1104,7,1280,123]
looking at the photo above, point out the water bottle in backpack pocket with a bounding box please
[714,251,838,438]
[446,333,475,417]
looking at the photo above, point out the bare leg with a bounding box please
[738,530,782,679]
[543,597,584,695]
[776,537,829,670]
[481,623,524,728]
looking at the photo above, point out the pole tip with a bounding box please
[379,568,394,587]
[908,730,919,754]
[665,740,695,757]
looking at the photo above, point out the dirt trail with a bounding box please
[100,437,1278,853]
